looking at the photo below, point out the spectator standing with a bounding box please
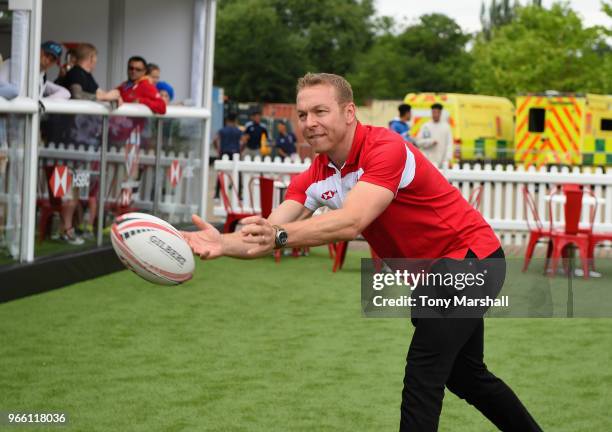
[61,43,121,102]
[416,103,454,167]
[389,103,414,143]
[242,110,268,159]
[213,112,243,199]
[39,41,70,99]
[117,56,166,114]
[59,43,120,242]
[275,120,297,159]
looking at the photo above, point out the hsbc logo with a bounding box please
[168,160,182,188]
[49,165,72,198]
[321,190,337,200]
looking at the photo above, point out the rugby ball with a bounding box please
[110,212,195,285]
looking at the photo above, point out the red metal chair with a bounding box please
[547,184,592,279]
[522,186,553,272]
[252,175,308,262]
[37,165,65,242]
[218,172,258,233]
[468,185,483,209]
[332,239,379,272]
[578,188,610,271]
[589,232,612,269]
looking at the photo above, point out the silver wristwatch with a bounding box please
[273,225,288,249]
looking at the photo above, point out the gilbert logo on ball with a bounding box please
[110,212,195,285]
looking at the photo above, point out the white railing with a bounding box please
[41,99,211,119]
[213,156,612,246]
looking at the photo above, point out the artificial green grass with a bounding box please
[1,248,611,431]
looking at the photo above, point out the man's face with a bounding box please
[277,122,286,134]
[128,60,146,81]
[403,111,412,122]
[252,113,261,123]
[432,108,442,122]
[296,84,354,154]
[150,68,160,84]
[40,52,56,71]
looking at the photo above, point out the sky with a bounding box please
[374,0,611,33]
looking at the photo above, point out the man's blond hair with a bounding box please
[75,43,97,63]
[296,73,353,105]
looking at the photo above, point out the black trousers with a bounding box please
[400,248,542,431]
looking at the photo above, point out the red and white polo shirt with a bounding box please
[285,122,500,259]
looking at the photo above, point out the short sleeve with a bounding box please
[359,137,414,194]
[285,168,320,211]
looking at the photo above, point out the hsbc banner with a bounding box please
[49,166,72,198]
[48,166,92,199]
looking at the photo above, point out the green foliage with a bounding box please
[214,0,374,102]
[480,0,519,40]
[214,0,611,103]
[270,0,375,75]
[348,14,474,103]
[471,3,612,98]
[214,0,307,102]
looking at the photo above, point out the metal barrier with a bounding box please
[0,97,211,263]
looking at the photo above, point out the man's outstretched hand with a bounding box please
[181,215,224,259]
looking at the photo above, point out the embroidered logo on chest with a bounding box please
[321,190,337,200]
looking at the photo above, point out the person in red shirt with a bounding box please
[117,56,166,114]
[182,73,542,431]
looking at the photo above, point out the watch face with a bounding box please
[278,230,288,246]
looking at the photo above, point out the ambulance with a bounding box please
[403,93,515,163]
[514,93,612,167]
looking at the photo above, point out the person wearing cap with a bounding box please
[415,103,454,167]
[156,81,174,105]
[275,120,297,159]
[242,110,269,159]
[40,41,70,100]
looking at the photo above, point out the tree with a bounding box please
[348,14,474,103]
[480,0,519,40]
[270,0,375,76]
[214,0,375,101]
[214,0,307,101]
[471,3,612,98]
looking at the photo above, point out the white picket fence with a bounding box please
[37,142,201,224]
[214,155,612,247]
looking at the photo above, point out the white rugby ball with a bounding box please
[110,212,195,285]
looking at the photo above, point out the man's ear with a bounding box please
[344,102,356,124]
